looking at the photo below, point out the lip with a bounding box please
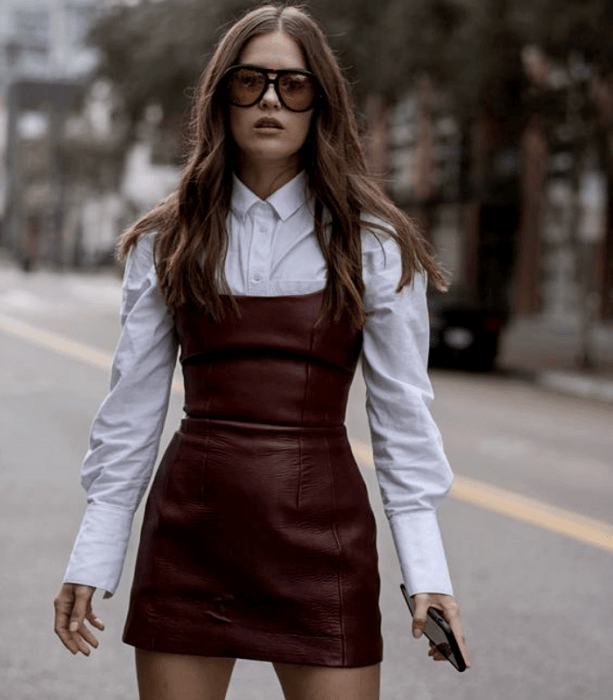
[254,118,284,129]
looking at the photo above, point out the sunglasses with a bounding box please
[223,65,320,113]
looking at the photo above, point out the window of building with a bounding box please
[13,7,50,52]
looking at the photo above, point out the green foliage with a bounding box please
[86,0,613,149]
[88,0,259,127]
[87,1,527,124]
[527,0,613,72]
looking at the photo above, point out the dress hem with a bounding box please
[123,622,383,668]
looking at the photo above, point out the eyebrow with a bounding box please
[236,64,309,73]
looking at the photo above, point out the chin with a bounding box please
[245,148,300,164]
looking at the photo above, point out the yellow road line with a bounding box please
[351,438,613,554]
[450,474,613,553]
[0,312,113,371]
[2,311,612,553]
[0,312,185,394]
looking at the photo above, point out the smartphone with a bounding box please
[400,583,467,672]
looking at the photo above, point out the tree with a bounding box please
[87,0,467,147]
[87,0,613,333]
[88,0,256,152]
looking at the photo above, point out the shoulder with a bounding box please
[360,215,427,302]
[124,231,157,289]
[360,214,401,279]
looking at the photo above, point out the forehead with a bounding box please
[238,31,306,70]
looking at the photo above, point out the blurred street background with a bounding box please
[1,0,612,698]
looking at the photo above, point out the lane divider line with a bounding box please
[351,438,613,554]
[0,312,185,393]
[2,311,612,553]
[0,312,113,371]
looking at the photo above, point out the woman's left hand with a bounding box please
[411,592,470,668]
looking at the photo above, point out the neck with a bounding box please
[236,156,301,199]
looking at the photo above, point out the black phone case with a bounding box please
[400,584,467,672]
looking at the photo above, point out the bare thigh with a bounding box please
[273,661,380,700]
[135,649,236,700]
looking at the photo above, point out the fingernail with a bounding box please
[69,621,78,632]
[413,629,423,639]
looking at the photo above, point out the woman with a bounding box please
[54,4,469,699]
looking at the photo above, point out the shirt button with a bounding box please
[258,226,267,233]
[253,273,262,282]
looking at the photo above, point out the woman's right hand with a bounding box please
[54,583,104,655]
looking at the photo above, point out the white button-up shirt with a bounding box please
[64,171,454,599]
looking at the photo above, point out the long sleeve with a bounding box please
[361,231,454,597]
[63,233,178,597]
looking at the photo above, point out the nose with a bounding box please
[259,81,280,108]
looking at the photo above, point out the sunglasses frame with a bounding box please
[223,64,321,113]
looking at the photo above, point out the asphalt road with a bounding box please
[1,262,612,700]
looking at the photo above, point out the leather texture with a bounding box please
[123,291,383,667]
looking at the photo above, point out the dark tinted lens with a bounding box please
[227,68,266,106]
[278,73,316,111]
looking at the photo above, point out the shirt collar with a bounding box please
[231,171,308,222]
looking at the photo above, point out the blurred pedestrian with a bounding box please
[54,4,468,699]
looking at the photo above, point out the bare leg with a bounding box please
[135,649,235,700]
[273,661,380,700]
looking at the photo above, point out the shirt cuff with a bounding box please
[388,510,454,597]
[63,502,134,598]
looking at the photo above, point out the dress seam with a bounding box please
[326,431,346,665]
[297,427,303,510]
[297,317,317,509]
[199,422,210,500]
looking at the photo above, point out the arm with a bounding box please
[361,231,469,665]
[361,232,453,596]
[55,233,178,653]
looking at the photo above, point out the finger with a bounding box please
[57,631,79,654]
[427,642,445,661]
[54,592,80,655]
[69,587,93,634]
[77,622,100,650]
[411,595,429,639]
[71,629,92,656]
[441,603,471,669]
[86,609,105,631]
[454,629,470,668]
[54,591,75,626]
[54,610,79,655]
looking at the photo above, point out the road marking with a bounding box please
[2,311,612,553]
[0,312,184,393]
[0,312,113,371]
[352,438,613,554]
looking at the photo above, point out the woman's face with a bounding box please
[228,32,314,174]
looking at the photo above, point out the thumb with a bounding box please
[69,586,93,633]
[411,594,429,639]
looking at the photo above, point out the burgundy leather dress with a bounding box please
[123,291,383,667]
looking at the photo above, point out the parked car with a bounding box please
[427,286,507,371]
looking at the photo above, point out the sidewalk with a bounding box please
[498,314,613,403]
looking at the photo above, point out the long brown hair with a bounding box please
[117,3,448,326]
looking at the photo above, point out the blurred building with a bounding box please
[387,81,465,285]
[0,0,131,268]
[515,48,613,330]
[382,61,613,335]
[0,0,100,94]
[385,78,516,325]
